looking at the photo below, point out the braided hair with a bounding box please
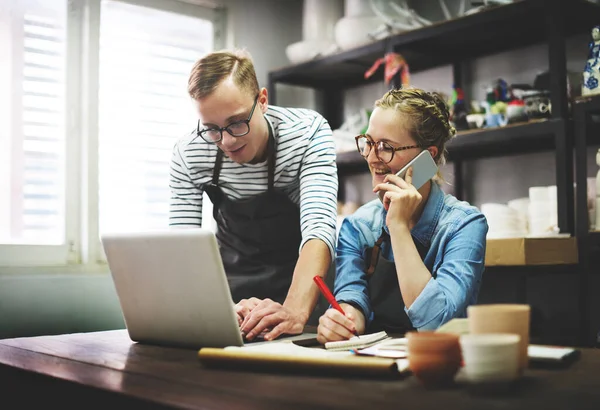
[374,88,456,182]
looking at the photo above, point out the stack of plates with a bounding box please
[481,203,528,239]
[528,186,558,236]
[285,40,337,64]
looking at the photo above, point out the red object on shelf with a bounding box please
[365,52,410,87]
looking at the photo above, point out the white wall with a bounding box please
[219,0,316,108]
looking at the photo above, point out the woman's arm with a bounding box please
[403,213,488,330]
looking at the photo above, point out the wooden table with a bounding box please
[1,330,600,409]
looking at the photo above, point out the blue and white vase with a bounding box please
[582,25,600,96]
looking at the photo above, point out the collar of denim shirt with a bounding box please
[382,181,445,248]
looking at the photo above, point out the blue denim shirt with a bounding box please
[334,182,488,331]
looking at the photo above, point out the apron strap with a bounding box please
[267,122,276,192]
[212,148,224,186]
[366,228,389,276]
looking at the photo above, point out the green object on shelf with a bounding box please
[490,101,507,115]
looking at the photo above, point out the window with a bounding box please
[0,0,223,268]
[0,0,67,246]
[98,0,214,233]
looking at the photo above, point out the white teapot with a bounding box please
[582,25,600,96]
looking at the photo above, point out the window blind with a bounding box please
[0,1,67,245]
[98,0,214,234]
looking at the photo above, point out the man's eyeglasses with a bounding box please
[355,134,419,164]
[197,94,259,143]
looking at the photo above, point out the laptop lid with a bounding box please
[101,228,244,349]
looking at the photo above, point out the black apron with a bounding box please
[365,229,433,334]
[203,125,301,304]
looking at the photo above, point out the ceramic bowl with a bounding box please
[407,331,462,388]
[466,113,485,129]
[334,16,382,50]
[506,103,528,123]
[285,40,336,64]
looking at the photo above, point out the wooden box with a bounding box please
[485,237,578,266]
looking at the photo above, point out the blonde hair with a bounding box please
[375,88,456,182]
[188,48,259,100]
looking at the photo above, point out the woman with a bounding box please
[317,88,488,343]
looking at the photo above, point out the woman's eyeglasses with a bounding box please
[355,134,419,164]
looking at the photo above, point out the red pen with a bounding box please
[313,276,359,337]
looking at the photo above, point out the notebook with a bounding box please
[528,345,580,364]
[324,331,391,351]
[198,339,410,377]
[354,337,408,359]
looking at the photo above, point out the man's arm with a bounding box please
[238,239,331,338]
[282,113,338,321]
[169,140,204,227]
[239,115,338,340]
[282,238,331,323]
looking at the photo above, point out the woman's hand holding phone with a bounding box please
[374,167,423,229]
[373,150,437,229]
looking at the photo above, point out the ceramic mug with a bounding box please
[467,304,531,374]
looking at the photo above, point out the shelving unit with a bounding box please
[268,0,600,346]
[573,95,600,346]
[269,0,600,94]
[270,0,600,235]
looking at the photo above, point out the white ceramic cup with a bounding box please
[460,334,521,383]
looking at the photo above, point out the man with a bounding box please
[169,48,338,341]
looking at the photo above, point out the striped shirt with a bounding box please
[169,105,338,259]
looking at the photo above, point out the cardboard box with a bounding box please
[485,237,578,266]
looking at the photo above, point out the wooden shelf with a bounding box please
[574,94,600,110]
[269,0,600,89]
[270,39,387,88]
[447,119,562,161]
[448,117,600,160]
[336,118,600,175]
[335,118,588,174]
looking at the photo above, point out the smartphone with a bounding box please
[378,150,438,201]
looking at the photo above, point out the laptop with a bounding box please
[101,228,262,349]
